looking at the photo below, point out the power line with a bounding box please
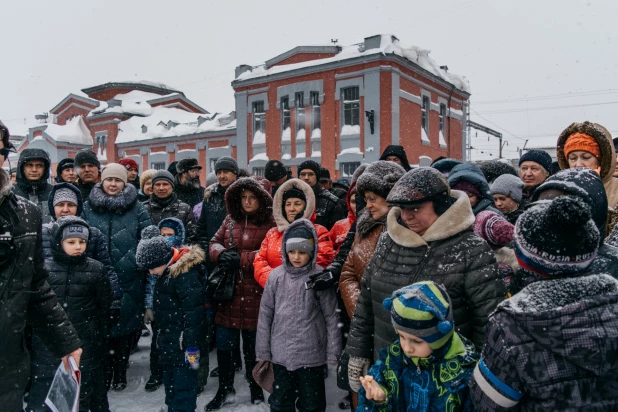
[474,88,618,105]
[477,101,618,115]
[470,108,527,141]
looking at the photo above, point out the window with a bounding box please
[209,157,219,173]
[151,162,166,170]
[281,96,290,139]
[340,162,361,178]
[252,167,265,177]
[422,95,430,134]
[310,91,321,138]
[342,87,360,127]
[295,92,305,139]
[252,102,265,143]
[439,104,446,133]
[95,133,107,154]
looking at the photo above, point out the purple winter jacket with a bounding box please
[255,218,341,371]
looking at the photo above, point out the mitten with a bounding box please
[348,356,371,392]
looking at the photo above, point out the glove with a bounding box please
[309,269,337,291]
[348,356,371,393]
[185,347,200,370]
[143,308,154,324]
[219,251,241,270]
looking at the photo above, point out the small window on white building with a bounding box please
[439,103,447,147]
[295,92,305,141]
[151,162,166,170]
[252,167,265,177]
[209,157,219,173]
[281,96,290,140]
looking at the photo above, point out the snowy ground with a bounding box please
[108,328,348,412]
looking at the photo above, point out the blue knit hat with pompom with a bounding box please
[383,281,454,350]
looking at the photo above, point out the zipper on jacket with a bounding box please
[107,214,113,258]
[64,265,73,307]
[412,245,432,282]
[179,330,184,350]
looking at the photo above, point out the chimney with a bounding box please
[141,125,147,133]
[440,65,449,72]
[235,64,253,78]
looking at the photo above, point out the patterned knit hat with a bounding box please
[285,224,315,256]
[514,196,599,277]
[383,281,454,350]
[564,132,601,159]
[53,187,79,207]
[136,225,174,270]
[474,211,514,248]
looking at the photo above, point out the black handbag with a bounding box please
[336,351,353,392]
[207,220,237,302]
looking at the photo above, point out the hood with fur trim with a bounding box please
[387,190,475,248]
[272,178,316,232]
[224,177,273,225]
[168,244,205,278]
[0,168,14,202]
[557,121,616,183]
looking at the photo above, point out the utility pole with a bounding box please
[467,120,503,158]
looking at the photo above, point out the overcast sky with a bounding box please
[1,0,616,160]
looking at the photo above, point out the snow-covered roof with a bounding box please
[115,106,236,144]
[88,89,207,118]
[236,34,470,93]
[43,116,93,145]
[82,80,182,96]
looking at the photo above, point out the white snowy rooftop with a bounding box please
[236,34,470,93]
[43,117,93,145]
[115,106,236,144]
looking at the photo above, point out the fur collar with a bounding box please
[88,183,138,214]
[387,190,475,248]
[356,208,388,238]
[168,245,205,278]
[494,247,520,272]
[225,177,273,225]
[203,182,218,201]
[272,178,316,232]
[0,168,13,201]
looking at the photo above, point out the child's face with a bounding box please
[160,227,175,238]
[62,238,87,256]
[397,330,433,359]
[287,250,310,268]
[149,264,167,276]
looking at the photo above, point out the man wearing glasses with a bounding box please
[174,158,205,208]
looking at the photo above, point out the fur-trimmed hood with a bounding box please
[272,178,316,232]
[168,244,205,278]
[87,182,138,215]
[356,207,388,238]
[224,177,273,225]
[387,190,475,248]
[557,121,617,184]
[0,168,14,202]
[203,182,218,201]
[48,182,83,220]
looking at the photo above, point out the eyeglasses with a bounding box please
[188,169,201,176]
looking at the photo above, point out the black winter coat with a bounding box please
[0,170,81,409]
[12,148,54,224]
[75,180,97,201]
[143,193,197,243]
[32,217,111,377]
[153,245,205,365]
[174,177,205,208]
[346,191,504,360]
[196,184,228,270]
[470,273,618,411]
[43,183,123,302]
[313,183,347,230]
[82,183,152,337]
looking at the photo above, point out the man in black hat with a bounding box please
[320,167,347,201]
[55,158,76,184]
[13,148,55,223]
[265,159,289,193]
[74,149,101,200]
[0,120,83,412]
[298,160,346,230]
[379,145,412,171]
[174,158,205,208]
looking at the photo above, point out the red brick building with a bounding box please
[233,34,470,178]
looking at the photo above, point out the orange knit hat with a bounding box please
[564,132,601,159]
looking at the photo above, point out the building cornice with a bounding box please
[50,93,100,114]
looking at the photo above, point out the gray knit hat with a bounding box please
[62,224,89,241]
[151,170,176,188]
[491,174,524,203]
[285,224,315,256]
[53,188,79,207]
[136,225,174,270]
[215,156,239,175]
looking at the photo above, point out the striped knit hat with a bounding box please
[383,281,454,350]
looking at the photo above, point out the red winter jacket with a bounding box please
[329,181,357,253]
[254,179,335,288]
[209,178,275,330]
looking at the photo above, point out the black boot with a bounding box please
[144,375,162,392]
[205,350,236,411]
[244,344,263,404]
[249,381,264,405]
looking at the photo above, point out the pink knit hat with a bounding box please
[474,211,514,248]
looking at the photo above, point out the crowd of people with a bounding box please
[1,118,618,412]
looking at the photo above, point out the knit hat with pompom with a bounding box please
[383,281,454,351]
[136,225,173,270]
[514,196,599,277]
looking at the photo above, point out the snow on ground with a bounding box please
[108,330,348,412]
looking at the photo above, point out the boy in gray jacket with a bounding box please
[256,218,341,411]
